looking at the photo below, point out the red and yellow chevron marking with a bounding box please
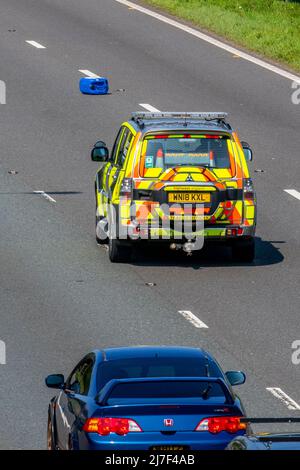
[232,132,249,180]
[118,130,255,229]
[127,132,142,178]
[213,168,232,179]
[153,181,165,190]
[229,201,243,225]
[243,199,255,226]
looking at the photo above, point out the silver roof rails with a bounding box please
[131,112,228,121]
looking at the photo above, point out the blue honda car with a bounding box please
[46,346,247,450]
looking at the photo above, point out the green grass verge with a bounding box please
[141,0,300,72]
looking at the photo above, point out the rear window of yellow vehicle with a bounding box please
[139,134,234,177]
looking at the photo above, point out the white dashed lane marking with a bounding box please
[266,388,300,410]
[139,103,161,112]
[78,69,100,78]
[284,189,300,201]
[178,310,209,329]
[33,191,56,203]
[26,40,46,49]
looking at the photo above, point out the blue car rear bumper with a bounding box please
[79,431,244,450]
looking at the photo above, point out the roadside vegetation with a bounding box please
[142,0,300,72]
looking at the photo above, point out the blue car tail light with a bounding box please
[195,416,246,434]
[83,417,142,436]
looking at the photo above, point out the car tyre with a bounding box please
[108,238,131,263]
[96,215,108,245]
[47,413,55,450]
[68,435,74,451]
[232,238,255,263]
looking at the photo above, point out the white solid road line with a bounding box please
[26,40,46,49]
[33,191,56,203]
[284,189,300,201]
[266,387,300,410]
[116,0,300,83]
[139,103,161,112]
[78,69,100,78]
[178,310,209,329]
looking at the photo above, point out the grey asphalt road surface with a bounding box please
[0,0,299,449]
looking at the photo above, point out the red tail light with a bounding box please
[97,418,111,436]
[195,416,246,434]
[226,227,244,237]
[83,418,142,436]
[243,178,255,200]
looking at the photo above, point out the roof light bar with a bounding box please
[132,112,228,121]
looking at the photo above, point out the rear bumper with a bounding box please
[107,201,256,243]
[81,431,244,450]
[117,223,255,243]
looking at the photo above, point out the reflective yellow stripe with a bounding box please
[214,169,232,179]
[163,186,216,192]
[232,133,249,179]
[245,205,255,219]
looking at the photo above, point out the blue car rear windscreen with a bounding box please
[97,357,222,389]
[106,381,226,405]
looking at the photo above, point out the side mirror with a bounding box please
[45,374,65,389]
[241,141,253,162]
[91,141,109,162]
[225,371,246,386]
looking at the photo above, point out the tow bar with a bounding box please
[170,238,202,256]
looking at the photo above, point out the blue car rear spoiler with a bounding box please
[96,376,234,406]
